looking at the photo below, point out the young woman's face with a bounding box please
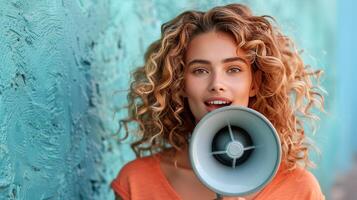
[183,31,257,122]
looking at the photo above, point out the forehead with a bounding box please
[185,31,246,63]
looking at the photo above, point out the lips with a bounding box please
[204,97,232,112]
[205,104,231,111]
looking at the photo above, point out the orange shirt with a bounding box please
[111,155,325,200]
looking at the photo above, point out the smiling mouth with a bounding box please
[204,100,232,111]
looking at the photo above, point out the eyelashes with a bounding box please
[192,68,209,74]
[191,66,242,75]
[227,67,241,73]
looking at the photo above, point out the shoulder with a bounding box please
[262,166,325,199]
[116,155,158,182]
[111,155,159,199]
[283,167,320,185]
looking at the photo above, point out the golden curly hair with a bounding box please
[119,3,324,170]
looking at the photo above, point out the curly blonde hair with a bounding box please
[119,3,324,170]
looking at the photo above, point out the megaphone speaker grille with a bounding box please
[212,126,254,168]
[189,106,281,197]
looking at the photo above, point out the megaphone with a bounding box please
[189,106,281,198]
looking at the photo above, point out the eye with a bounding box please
[192,68,209,74]
[228,67,241,73]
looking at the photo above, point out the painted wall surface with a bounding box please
[0,1,112,199]
[0,0,355,199]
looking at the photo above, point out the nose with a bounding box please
[209,72,226,92]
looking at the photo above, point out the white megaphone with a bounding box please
[189,106,281,199]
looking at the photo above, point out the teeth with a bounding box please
[207,100,230,105]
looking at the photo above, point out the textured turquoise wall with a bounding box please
[0,1,111,199]
[0,0,354,199]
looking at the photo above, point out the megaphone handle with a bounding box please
[215,193,223,200]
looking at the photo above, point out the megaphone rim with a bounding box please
[189,105,282,196]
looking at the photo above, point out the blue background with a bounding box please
[0,0,356,199]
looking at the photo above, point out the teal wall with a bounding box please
[0,0,355,199]
[0,1,111,199]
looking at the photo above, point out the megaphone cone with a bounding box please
[189,106,281,197]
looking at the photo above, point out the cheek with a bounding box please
[184,76,205,97]
[228,79,253,98]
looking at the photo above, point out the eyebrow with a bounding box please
[186,57,248,67]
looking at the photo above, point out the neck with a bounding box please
[179,146,192,169]
[164,146,192,170]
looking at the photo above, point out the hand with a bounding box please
[222,197,245,200]
[220,191,259,200]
